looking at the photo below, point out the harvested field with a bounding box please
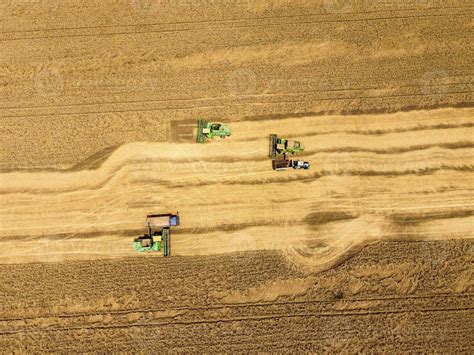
[0,242,473,352]
[0,0,473,352]
[1,108,473,271]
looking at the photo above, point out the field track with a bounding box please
[0,108,473,271]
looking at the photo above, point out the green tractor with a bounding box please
[197,118,231,143]
[269,134,305,159]
[133,213,180,256]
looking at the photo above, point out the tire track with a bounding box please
[0,307,471,336]
[2,93,472,124]
[1,8,472,41]
[0,82,474,118]
[1,292,471,323]
[4,79,472,112]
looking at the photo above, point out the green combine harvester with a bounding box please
[197,118,231,143]
[134,228,170,255]
[133,213,180,256]
[269,134,305,159]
